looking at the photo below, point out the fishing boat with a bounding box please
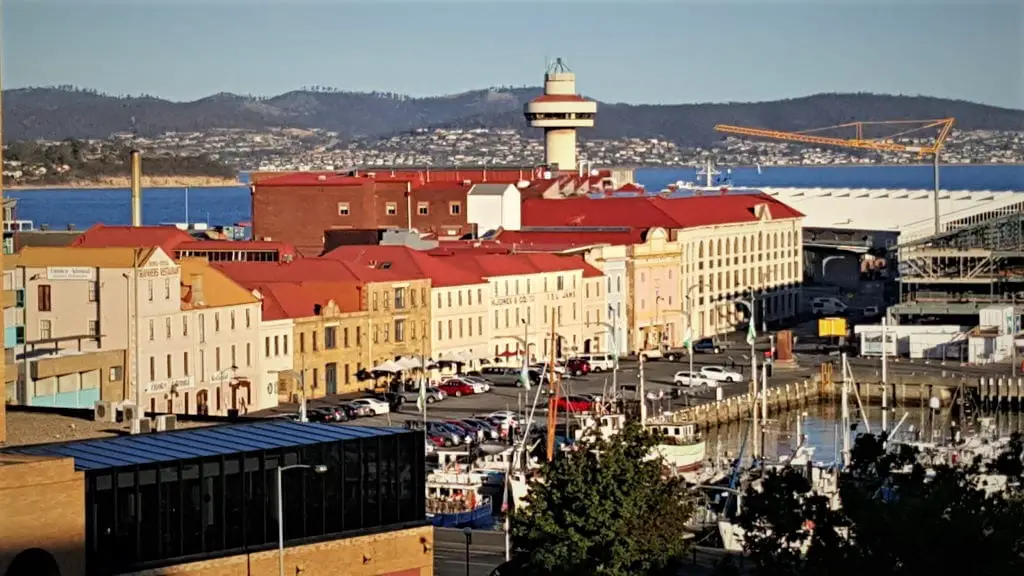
[426,467,497,529]
[651,423,707,473]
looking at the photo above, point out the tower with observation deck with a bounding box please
[523,58,597,172]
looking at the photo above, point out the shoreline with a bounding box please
[6,175,241,191]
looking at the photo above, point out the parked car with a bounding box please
[566,357,591,377]
[437,422,474,444]
[555,395,594,413]
[349,397,391,415]
[448,419,485,443]
[424,386,447,403]
[574,353,615,372]
[673,371,716,387]
[341,401,373,417]
[308,406,349,422]
[700,365,742,383]
[425,421,462,446]
[425,439,437,456]
[439,379,476,397]
[462,418,500,441]
[456,375,492,393]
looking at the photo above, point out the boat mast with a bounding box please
[841,353,852,469]
[545,313,559,461]
[705,158,713,188]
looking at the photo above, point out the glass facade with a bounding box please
[84,432,426,575]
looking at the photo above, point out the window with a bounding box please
[163,278,171,299]
[383,324,390,342]
[274,335,280,355]
[337,202,350,215]
[343,327,350,348]
[215,347,222,371]
[149,356,155,380]
[478,316,482,335]
[231,345,238,368]
[166,354,172,378]
[447,319,453,340]
[372,293,379,311]
[165,317,172,338]
[394,319,405,342]
[299,332,306,353]
[148,319,155,341]
[246,343,252,366]
[449,202,462,215]
[182,316,188,337]
[394,287,406,309]
[39,319,52,340]
[313,331,319,351]
[245,308,251,328]
[385,202,398,215]
[183,352,189,376]
[417,202,429,215]
[88,282,98,302]
[410,288,417,307]
[198,313,205,343]
[283,334,289,354]
[88,320,99,336]
[437,321,443,341]
[325,326,337,349]
[411,321,417,340]
[147,279,154,301]
[557,275,565,291]
[37,284,51,311]
[230,310,236,330]
[265,336,271,357]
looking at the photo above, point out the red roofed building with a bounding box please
[215,258,432,371]
[73,224,296,262]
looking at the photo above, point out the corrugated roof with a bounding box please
[493,228,646,250]
[180,258,260,309]
[2,421,406,471]
[256,281,364,319]
[323,245,484,288]
[214,259,361,285]
[73,224,194,253]
[468,183,514,196]
[521,193,804,229]
[14,246,157,268]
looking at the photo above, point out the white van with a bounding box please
[811,297,848,316]
[576,353,616,372]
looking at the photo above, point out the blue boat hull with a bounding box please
[429,501,495,530]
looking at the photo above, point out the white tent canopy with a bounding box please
[395,356,435,370]
[371,360,403,373]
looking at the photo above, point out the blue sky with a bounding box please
[3,0,1022,108]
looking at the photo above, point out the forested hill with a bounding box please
[4,86,1022,145]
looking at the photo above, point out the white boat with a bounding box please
[650,423,707,473]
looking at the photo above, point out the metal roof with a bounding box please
[2,421,406,472]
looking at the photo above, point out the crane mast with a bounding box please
[714,118,956,236]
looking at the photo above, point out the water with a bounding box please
[705,402,1024,467]
[6,165,1023,231]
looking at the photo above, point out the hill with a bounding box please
[4,86,1023,146]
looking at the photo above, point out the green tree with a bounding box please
[511,423,694,576]
[739,432,1024,576]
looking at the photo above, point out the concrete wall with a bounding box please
[0,456,86,576]
[292,306,368,398]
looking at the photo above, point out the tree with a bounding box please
[510,423,694,576]
[738,432,1024,576]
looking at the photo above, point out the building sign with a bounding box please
[137,266,180,279]
[211,369,235,383]
[490,295,535,307]
[46,267,94,281]
[145,377,194,394]
[546,291,577,301]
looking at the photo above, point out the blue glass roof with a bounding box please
[2,421,406,471]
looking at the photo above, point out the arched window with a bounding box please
[5,548,61,576]
[698,241,705,258]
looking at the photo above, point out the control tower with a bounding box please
[523,58,597,172]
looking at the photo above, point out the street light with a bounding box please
[462,526,473,576]
[684,283,713,385]
[277,463,328,576]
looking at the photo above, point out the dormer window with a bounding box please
[337,202,350,216]
[386,202,398,215]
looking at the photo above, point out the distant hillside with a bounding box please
[4,86,1022,146]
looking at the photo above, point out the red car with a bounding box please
[566,357,591,377]
[555,395,594,413]
[439,380,475,397]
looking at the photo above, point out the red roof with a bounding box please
[424,251,597,278]
[214,259,361,285]
[616,183,644,193]
[73,224,193,253]
[521,193,804,229]
[323,245,485,287]
[255,173,372,187]
[529,94,591,103]
[492,229,646,251]
[256,281,364,319]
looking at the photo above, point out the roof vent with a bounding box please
[463,179,472,186]
[366,172,376,178]
[317,174,327,182]
[367,259,378,268]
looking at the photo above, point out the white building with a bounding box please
[467,183,521,235]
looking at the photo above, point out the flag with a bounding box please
[746,321,757,346]
[683,326,693,354]
[519,354,531,390]
[417,378,427,413]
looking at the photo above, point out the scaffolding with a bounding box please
[896,213,1024,317]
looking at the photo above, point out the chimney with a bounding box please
[190,273,204,306]
[130,150,143,226]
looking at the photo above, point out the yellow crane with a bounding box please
[714,118,956,236]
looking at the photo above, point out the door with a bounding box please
[325,363,338,395]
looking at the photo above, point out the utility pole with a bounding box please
[881,315,889,433]
[841,352,852,469]
[545,314,559,461]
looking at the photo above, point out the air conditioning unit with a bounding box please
[131,417,153,435]
[122,403,139,423]
[94,401,115,423]
[155,414,178,432]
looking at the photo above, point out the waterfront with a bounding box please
[6,164,1023,232]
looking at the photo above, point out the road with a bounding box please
[434,527,507,576]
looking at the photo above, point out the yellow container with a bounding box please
[818,317,848,337]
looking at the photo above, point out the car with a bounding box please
[456,375,492,393]
[438,379,475,397]
[424,386,447,403]
[673,371,716,387]
[437,422,473,444]
[425,421,462,446]
[425,439,437,456]
[566,357,591,377]
[693,338,722,354]
[463,418,500,441]
[448,419,486,443]
[700,365,742,383]
[574,353,615,372]
[349,397,391,415]
[341,401,373,417]
[555,395,594,413]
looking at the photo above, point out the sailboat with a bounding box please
[671,158,734,192]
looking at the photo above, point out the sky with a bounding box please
[3,0,1022,109]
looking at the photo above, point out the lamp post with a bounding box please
[277,463,328,576]
[462,527,473,576]
[684,283,712,384]
[734,296,757,458]
[654,293,664,353]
